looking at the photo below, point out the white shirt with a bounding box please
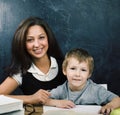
[13,57,58,85]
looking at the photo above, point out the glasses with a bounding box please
[24,104,42,115]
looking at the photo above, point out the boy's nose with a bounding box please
[76,70,80,77]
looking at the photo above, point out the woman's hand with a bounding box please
[29,89,50,104]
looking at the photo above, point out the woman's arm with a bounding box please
[0,77,50,104]
[0,77,18,94]
[10,89,50,104]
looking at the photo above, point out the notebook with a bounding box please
[3,108,24,115]
[0,95,23,114]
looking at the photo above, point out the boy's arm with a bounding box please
[45,98,75,109]
[99,97,120,114]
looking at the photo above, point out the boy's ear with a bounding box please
[88,74,91,78]
[62,69,66,75]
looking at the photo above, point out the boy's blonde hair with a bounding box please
[62,48,94,75]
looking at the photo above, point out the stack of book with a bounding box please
[0,95,24,115]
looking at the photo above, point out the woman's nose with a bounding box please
[34,39,40,47]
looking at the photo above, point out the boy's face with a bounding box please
[63,57,91,91]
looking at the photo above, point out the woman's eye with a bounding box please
[39,36,45,39]
[26,38,33,42]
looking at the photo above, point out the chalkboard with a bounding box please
[0,0,120,95]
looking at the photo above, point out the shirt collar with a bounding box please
[28,56,57,74]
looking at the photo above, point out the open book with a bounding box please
[43,105,102,115]
[0,95,23,114]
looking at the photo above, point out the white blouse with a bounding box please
[13,57,58,85]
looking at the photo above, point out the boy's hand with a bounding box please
[55,100,75,109]
[99,97,120,115]
[45,99,75,109]
[99,104,113,115]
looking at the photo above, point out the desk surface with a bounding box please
[25,105,102,115]
[24,105,120,115]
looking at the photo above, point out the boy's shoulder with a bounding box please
[50,81,68,92]
[88,79,107,90]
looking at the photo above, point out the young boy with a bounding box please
[45,48,120,114]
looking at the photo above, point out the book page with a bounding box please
[43,105,102,115]
[0,95,23,114]
[0,95,22,105]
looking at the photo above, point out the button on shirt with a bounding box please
[13,57,58,85]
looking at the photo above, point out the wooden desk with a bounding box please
[25,105,43,115]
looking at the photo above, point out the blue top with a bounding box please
[50,79,118,105]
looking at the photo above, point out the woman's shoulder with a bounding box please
[12,72,22,85]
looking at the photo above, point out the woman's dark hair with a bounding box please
[5,17,63,76]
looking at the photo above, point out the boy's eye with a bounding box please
[70,67,76,70]
[81,69,87,71]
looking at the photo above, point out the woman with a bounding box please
[0,17,66,104]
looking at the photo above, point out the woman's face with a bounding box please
[26,25,49,60]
